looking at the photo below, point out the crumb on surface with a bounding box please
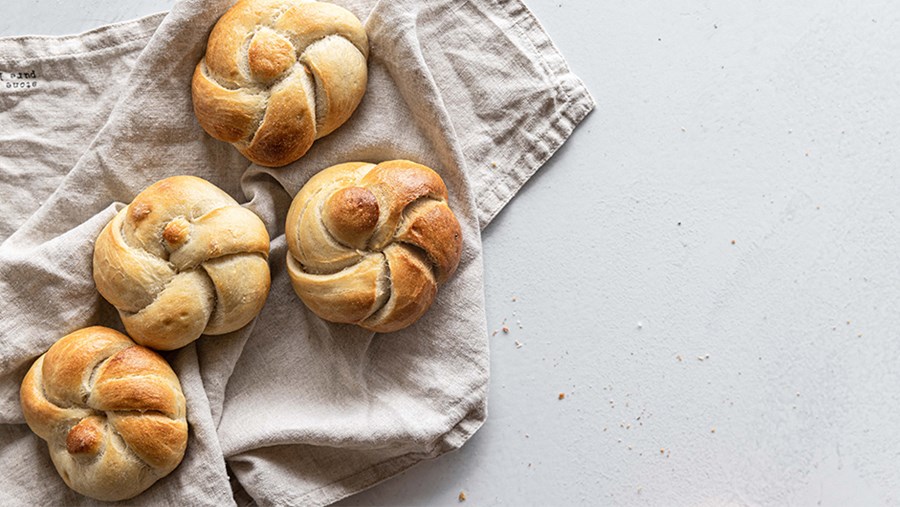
[502,326,510,334]
[558,393,565,400]
[711,427,716,433]
[458,491,466,502]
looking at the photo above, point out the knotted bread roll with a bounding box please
[192,0,369,167]
[286,160,463,332]
[93,176,271,350]
[19,327,188,502]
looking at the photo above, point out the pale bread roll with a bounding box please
[93,176,271,350]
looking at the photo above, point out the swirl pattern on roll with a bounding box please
[192,0,369,167]
[19,327,188,502]
[93,176,271,350]
[286,160,463,332]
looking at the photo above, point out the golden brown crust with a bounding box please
[247,29,295,82]
[191,63,266,144]
[285,160,463,332]
[394,200,462,284]
[192,0,369,167]
[323,186,379,249]
[93,176,271,350]
[238,67,317,167]
[19,327,188,502]
[362,244,438,332]
[66,416,104,456]
[109,412,188,470]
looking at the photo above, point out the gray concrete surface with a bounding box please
[4,1,900,505]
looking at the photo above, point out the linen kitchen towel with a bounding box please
[0,0,593,505]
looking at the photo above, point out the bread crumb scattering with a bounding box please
[458,491,466,502]
[502,326,510,333]
[558,393,565,400]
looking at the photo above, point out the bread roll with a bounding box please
[19,326,188,502]
[286,160,463,332]
[93,176,271,350]
[192,0,369,167]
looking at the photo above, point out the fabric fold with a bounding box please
[0,0,593,505]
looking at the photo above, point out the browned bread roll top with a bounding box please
[19,326,188,502]
[192,0,369,167]
[286,160,463,332]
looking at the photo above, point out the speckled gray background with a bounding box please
[4,1,899,505]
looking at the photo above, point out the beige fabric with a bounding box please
[0,1,593,505]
